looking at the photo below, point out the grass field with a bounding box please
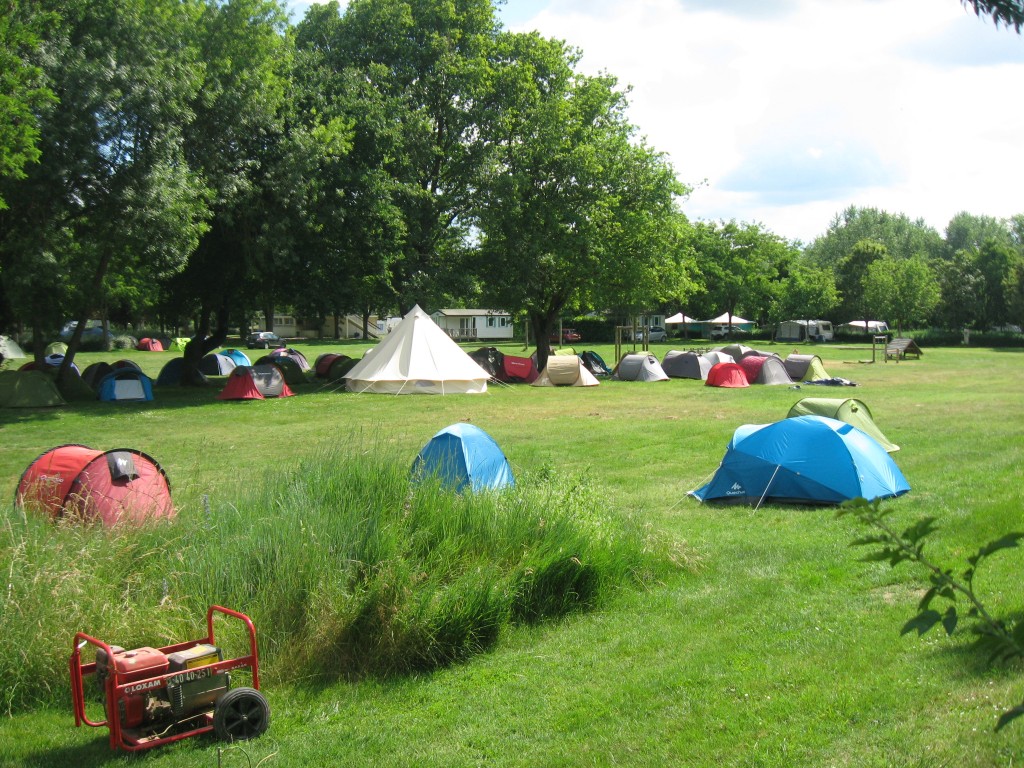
[0,338,1022,767]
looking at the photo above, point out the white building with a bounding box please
[430,309,514,341]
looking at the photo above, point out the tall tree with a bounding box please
[475,32,687,371]
[945,211,1013,254]
[171,0,294,382]
[774,262,840,324]
[0,0,208,368]
[975,239,1023,329]
[806,206,946,270]
[835,239,888,326]
[332,0,502,312]
[933,250,985,330]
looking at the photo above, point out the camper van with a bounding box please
[775,319,834,342]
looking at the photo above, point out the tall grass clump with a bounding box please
[0,447,692,713]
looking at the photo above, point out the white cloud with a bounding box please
[508,0,1024,242]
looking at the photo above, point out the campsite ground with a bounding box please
[1,340,1022,767]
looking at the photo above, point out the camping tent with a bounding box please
[0,335,26,359]
[705,362,749,388]
[16,444,174,526]
[45,342,68,357]
[784,354,830,382]
[137,338,164,351]
[411,423,515,493]
[97,369,154,402]
[82,362,114,389]
[689,415,910,506]
[200,353,236,376]
[218,365,294,400]
[0,370,66,407]
[256,355,306,386]
[501,355,538,383]
[532,355,600,387]
[704,350,735,366]
[787,397,899,452]
[737,355,792,385]
[470,347,506,381]
[221,348,251,368]
[271,347,310,371]
[716,344,760,361]
[314,353,355,381]
[662,350,712,380]
[344,305,490,394]
[579,351,612,377]
[613,353,669,382]
[154,357,208,387]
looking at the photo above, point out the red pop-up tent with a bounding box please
[16,444,174,526]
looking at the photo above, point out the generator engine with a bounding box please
[95,643,228,733]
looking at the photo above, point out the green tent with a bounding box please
[787,397,899,452]
[783,353,830,382]
[0,370,67,408]
[55,368,97,402]
[45,341,68,357]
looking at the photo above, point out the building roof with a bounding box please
[433,308,510,318]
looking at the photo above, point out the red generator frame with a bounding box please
[70,605,268,751]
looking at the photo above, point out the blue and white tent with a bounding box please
[221,348,252,368]
[97,369,154,402]
[690,415,909,507]
[412,423,514,493]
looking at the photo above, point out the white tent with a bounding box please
[344,305,490,394]
[706,312,753,325]
[0,335,27,360]
[664,312,696,324]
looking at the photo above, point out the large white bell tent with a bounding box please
[344,305,490,394]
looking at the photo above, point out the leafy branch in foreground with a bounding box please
[838,498,1024,730]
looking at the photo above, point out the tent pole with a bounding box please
[754,465,782,511]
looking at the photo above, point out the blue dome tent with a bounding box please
[97,369,154,402]
[690,415,909,507]
[412,424,514,493]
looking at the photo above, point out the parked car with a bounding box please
[709,324,750,340]
[635,326,668,342]
[246,331,282,349]
[59,320,113,343]
[550,328,582,343]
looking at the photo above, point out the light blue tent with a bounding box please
[412,423,515,493]
[97,369,154,402]
[221,348,252,368]
[689,415,909,507]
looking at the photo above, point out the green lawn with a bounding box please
[1,339,1022,767]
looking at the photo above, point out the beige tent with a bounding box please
[532,355,599,387]
[344,305,490,394]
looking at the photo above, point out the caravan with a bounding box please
[775,319,834,342]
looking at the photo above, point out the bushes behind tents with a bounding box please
[0,447,691,712]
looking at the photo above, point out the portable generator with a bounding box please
[70,605,269,751]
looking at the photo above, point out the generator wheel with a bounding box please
[213,687,270,742]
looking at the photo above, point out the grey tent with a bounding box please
[661,350,712,380]
[200,352,236,376]
[717,344,760,361]
[704,350,735,366]
[613,353,669,382]
[737,354,793,385]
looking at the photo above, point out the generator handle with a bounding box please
[70,632,113,729]
[206,605,260,690]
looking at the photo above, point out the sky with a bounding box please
[284,0,1024,244]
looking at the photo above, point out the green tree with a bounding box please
[975,239,1023,329]
[863,254,940,336]
[774,262,840,325]
[933,250,986,330]
[0,0,208,368]
[944,211,1013,254]
[331,0,503,312]
[806,206,946,270]
[689,220,790,336]
[170,0,295,382]
[474,32,687,371]
[0,1,55,211]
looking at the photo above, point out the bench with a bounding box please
[885,338,922,362]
